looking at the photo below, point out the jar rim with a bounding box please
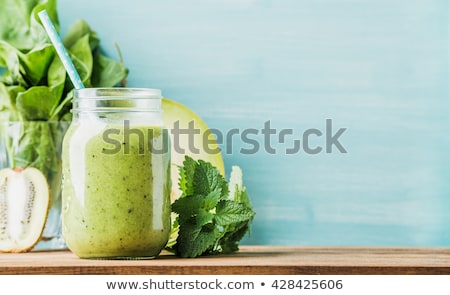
[73,87,162,113]
[74,87,162,99]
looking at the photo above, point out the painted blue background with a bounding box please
[59,0,450,246]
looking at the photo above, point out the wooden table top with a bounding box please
[1,246,450,275]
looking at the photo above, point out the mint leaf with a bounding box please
[195,209,215,227]
[216,222,251,254]
[178,156,196,196]
[171,195,203,216]
[169,156,255,258]
[215,200,255,226]
[171,191,220,218]
[195,160,229,197]
[176,223,219,258]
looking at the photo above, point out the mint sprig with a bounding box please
[168,156,255,258]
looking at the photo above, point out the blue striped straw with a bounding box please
[38,10,85,89]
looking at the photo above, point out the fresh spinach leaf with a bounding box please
[0,41,24,85]
[92,53,128,87]
[16,86,59,120]
[13,121,61,174]
[18,44,55,85]
[49,90,73,121]
[47,54,65,99]
[0,83,23,121]
[63,19,99,51]
[0,0,58,51]
[69,34,93,85]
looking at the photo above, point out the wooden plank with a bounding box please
[1,246,449,275]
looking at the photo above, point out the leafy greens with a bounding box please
[168,156,255,258]
[0,0,128,175]
[0,0,128,122]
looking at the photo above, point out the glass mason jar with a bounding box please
[61,88,171,259]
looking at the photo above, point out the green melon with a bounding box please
[162,98,225,201]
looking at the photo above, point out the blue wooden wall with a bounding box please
[59,0,450,246]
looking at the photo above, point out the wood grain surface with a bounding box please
[1,246,450,275]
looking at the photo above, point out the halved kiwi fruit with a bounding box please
[0,167,50,253]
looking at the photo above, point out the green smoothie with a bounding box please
[62,122,171,259]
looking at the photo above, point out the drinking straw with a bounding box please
[38,10,85,89]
